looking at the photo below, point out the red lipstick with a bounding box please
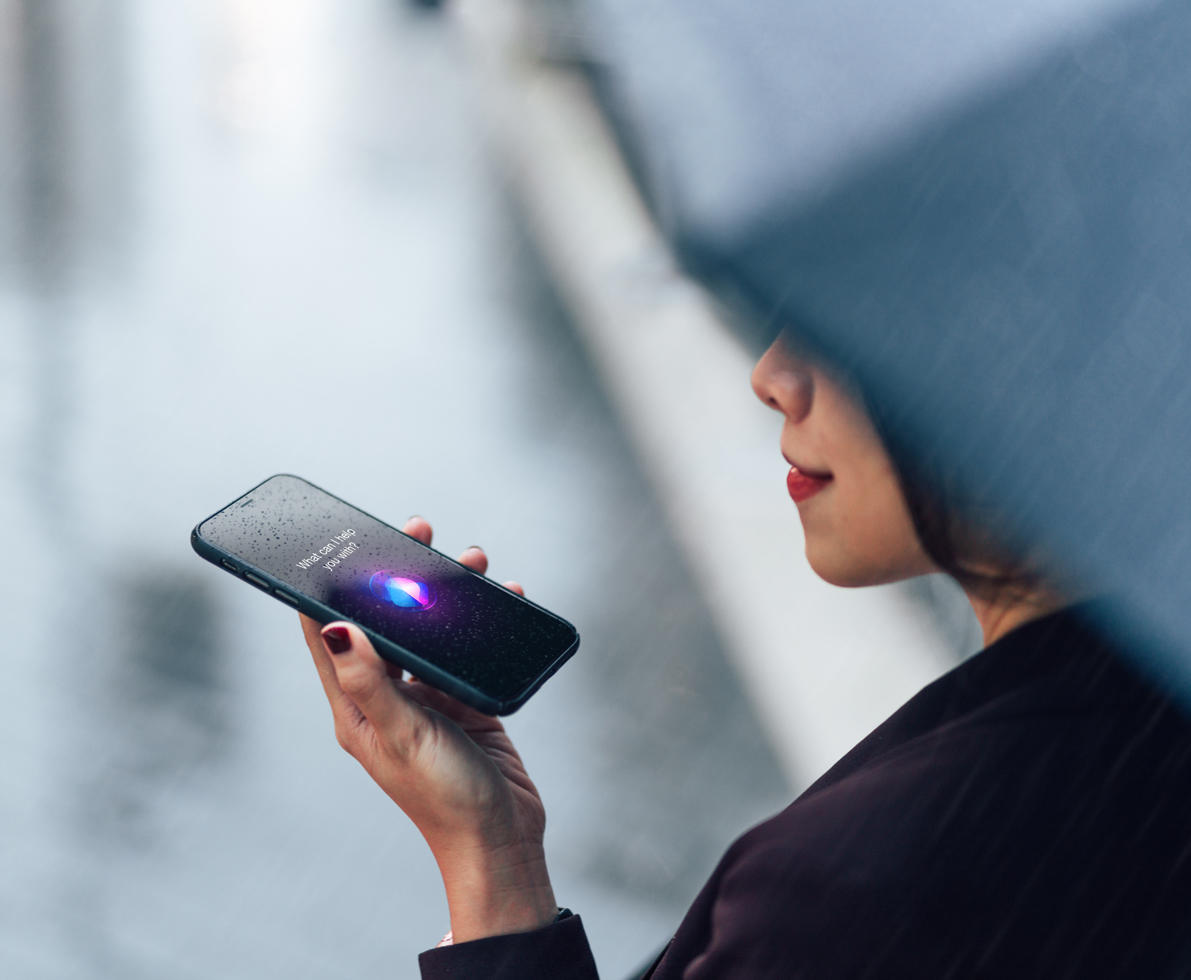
[787,466,832,503]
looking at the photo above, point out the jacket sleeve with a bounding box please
[418,913,599,979]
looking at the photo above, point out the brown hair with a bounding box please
[865,398,1042,600]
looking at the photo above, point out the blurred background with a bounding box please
[0,1,976,976]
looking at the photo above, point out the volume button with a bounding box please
[244,572,272,591]
[275,591,300,607]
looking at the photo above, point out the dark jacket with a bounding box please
[420,604,1191,978]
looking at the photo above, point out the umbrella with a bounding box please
[580,0,1191,698]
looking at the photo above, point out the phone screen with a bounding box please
[193,475,578,710]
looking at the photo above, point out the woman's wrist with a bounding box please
[435,840,558,943]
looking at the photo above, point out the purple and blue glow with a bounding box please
[370,572,436,610]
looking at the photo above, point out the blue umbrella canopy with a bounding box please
[583,0,1191,696]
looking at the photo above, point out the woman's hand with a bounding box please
[300,516,558,943]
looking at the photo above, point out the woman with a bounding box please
[300,333,1191,977]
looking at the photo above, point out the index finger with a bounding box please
[403,516,432,545]
[300,612,359,723]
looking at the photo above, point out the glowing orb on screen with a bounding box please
[369,572,436,610]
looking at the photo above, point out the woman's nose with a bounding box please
[751,339,814,422]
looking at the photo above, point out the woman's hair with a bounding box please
[866,400,1042,598]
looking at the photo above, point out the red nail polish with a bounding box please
[322,626,351,654]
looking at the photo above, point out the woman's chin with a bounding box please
[804,545,923,589]
[807,560,879,589]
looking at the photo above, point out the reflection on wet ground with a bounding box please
[0,2,786,977]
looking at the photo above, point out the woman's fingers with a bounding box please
[457,547,525,596]
[403,515,433,546]
[400,520,512,590]
[316,620,427,758]
[301,613,360,723]
[459,545,488,575]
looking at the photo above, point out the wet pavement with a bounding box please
[0,2,787,977]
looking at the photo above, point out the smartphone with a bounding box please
[191,474,580,714]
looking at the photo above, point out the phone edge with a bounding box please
[192,524,507,714]
[190,474,580,715]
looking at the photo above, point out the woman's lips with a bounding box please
[787,465,833,503]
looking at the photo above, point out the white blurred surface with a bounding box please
[0,1,976,977]
[1,2,790,976]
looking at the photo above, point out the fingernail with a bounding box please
[322,626,352,655]
[407,514,424,523]
[464,545,483,553]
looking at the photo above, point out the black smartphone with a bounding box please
[191,474,580,714]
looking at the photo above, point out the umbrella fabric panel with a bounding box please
[581,0,1142,252]
[583,0,1191,696]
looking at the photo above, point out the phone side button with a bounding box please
[221,560,239,573]
[275,590,300,607]
[244,572,272,591]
